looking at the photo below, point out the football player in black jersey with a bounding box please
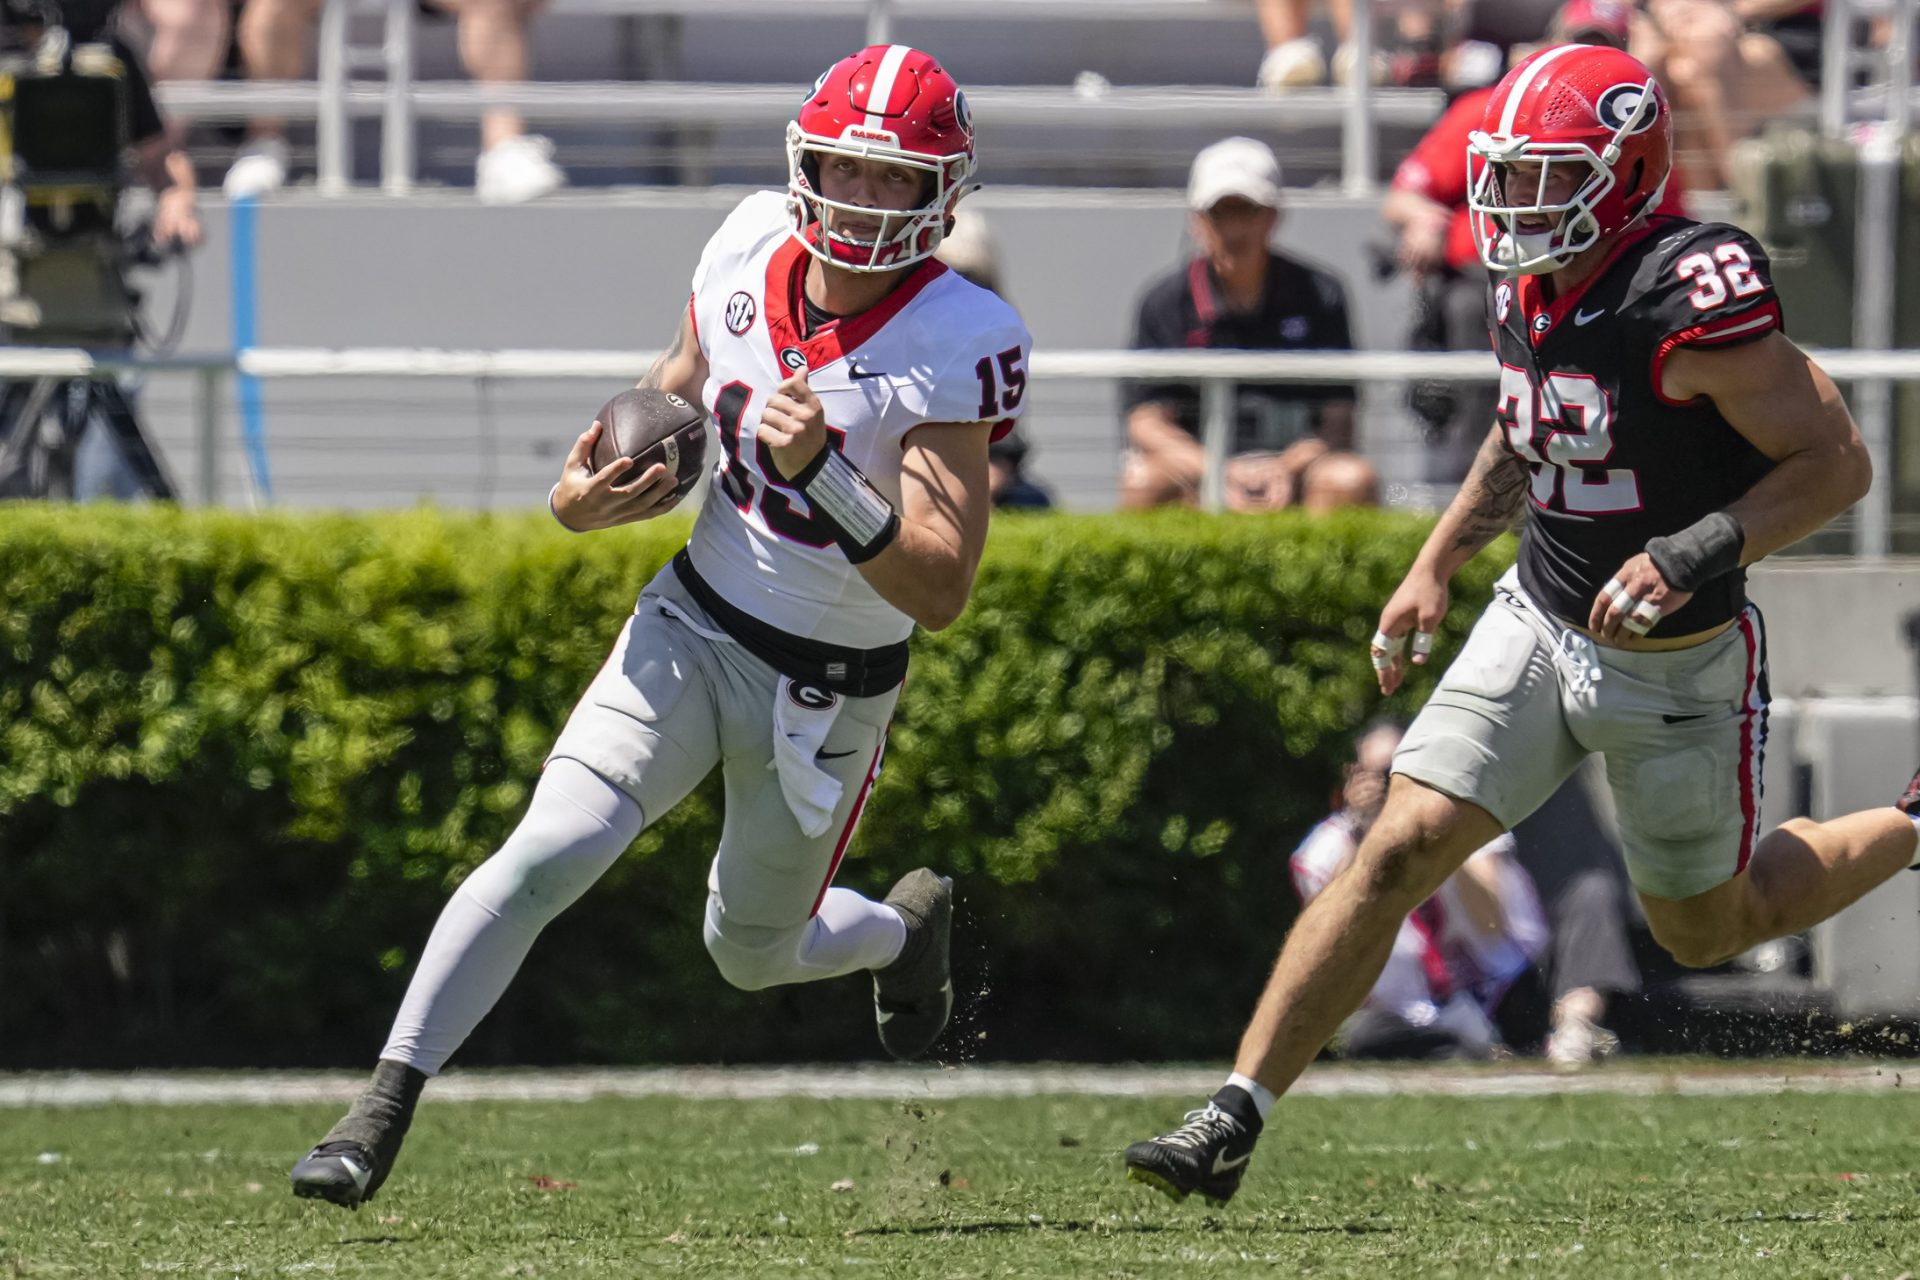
[1124,42,1920,1207]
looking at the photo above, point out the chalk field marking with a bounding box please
[0,1063,1908,1108]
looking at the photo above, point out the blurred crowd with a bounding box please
[1252,0,1824,198]
[118,0,565,203]
[100,0,1840,205]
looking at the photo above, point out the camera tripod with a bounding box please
[0,365,175,500]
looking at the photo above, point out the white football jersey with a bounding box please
[681,191,1031,649]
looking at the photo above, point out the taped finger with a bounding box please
[1623,598,1662,637]
[1369,628,1405,671]
[1410,632,1435,658]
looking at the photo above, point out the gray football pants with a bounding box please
[1395,570,1769,901]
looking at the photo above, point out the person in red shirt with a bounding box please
[1382,0,1687,482]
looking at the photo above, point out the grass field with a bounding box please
[4,1073,1919,1278]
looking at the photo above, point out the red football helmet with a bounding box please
[1466,43,1672,275]
[786,45,977,273]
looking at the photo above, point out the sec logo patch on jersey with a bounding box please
[726,292,757,335]
[1495,282,1513,323]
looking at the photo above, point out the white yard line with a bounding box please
[0,1062,1911,1108]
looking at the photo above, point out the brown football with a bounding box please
[589,388,708,498]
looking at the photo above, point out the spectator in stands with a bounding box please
[987,433,1054,511]
[224,0,564,204]
[1257,0,1429,90]
[1508,760,1644,1067]
[935,209,1053,512]
[1633,0,1816,190]
[1291,719,1548,1061]
[121,0,227,146]
[1258,0,1498,91]
[1121,137,1374,512]
[1297,721,1637,1064]
[1298,446,1381,511]
[1383,0,1687,482]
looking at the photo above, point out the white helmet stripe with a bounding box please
[1497,42,1584,136]
[862,44,914,131]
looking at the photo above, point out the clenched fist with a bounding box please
[757,370,830,481]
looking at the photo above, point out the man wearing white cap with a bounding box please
[1121,137,1366,511]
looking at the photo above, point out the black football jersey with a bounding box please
[1488,215,1781,637]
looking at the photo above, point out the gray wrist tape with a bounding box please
[1646,511,1745,593]
[798,448,900,564]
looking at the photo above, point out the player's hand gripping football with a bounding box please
[1372,567,1449,696]
[550,421,682,531]
[1589,552,1694,645]
[757,370,830,480]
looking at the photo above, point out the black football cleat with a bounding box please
[1124,1104,1258,1206]
[290,1060,426,1209]
[872,869,954,1061]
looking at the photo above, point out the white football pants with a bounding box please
[380,575,908,1076]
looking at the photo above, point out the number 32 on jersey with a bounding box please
[1496,364,1640,515]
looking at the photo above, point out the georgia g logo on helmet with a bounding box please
[1595,83,1659,136]
[1464,44,1673,276]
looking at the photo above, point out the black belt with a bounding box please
[671,549,909,698]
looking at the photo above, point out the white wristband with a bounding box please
[802,449,898,549]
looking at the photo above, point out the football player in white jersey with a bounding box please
[290,44,1031,1210]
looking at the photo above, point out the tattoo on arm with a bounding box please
[1447,427,1530,555]
[638,317,688,390]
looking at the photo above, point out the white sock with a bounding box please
[382,759,642,1075]
[800,887,909,977]
[1907,813,1920,867]
[702,886,907,989]
[1223,1071,1277,1122]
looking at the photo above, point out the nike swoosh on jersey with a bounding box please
[1574,308,1607,325]
[1661,713,1709,724]
[1210,1150,1252,1175]
[816,748,860,760]
[847,362,888,380]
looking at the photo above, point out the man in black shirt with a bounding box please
[1120,136,1370,511]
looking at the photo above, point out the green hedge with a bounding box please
[0,506,1508,1067]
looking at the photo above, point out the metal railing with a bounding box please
[150,0,1418,197]
[8,346,1917,552]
